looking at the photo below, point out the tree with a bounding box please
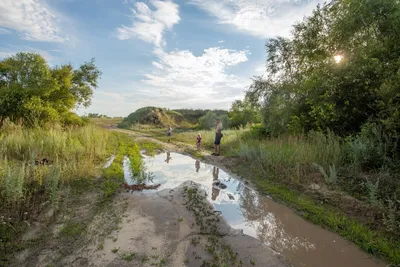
[198,111,218,130]
[247,0,400,136]
[0,52,101,125]
[229,98,261,128]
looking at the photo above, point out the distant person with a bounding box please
[212,118,223,156]
[167,125,172,143]
[165,151,172,164]
[195,160,200,173]
[196,133,202,150]
[211,166,220,201]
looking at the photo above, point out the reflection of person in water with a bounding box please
[195,160,200,172]
[212,166,220,201]
[165,151,172,164]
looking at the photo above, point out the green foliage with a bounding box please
[0,52,101,126]
[229,99,261,128]
[60,222,84,239]
[121,252,136,262]
[344,123,395,171]
[247,0,400,136]
[118,107,229,129]
[87,113,109,118]
[198,111,218,130]
[247,172,400,264]
[0,123,109,252]
[312,163,338,184]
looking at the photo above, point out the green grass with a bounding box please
[137,125,400,264]
[244,168,400,264]
[0,123,111,256]
[137,141,164,156]
[121,252,136,261]
[101,132,144,197]
[60,222,85,239]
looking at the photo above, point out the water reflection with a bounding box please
[212,167,220,201]
[140,152,385,267]
[165,151,172,164]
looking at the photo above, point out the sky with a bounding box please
[0,0,324,117]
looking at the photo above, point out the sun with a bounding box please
[334,55,344,63]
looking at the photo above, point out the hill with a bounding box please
[118,107,228,129]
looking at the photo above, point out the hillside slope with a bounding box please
[118,107,227,129]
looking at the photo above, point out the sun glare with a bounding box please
[334,55,344,63]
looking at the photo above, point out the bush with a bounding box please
[198,111,218,130]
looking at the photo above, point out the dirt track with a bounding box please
[13,128,287,267]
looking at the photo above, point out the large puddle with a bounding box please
[127,152,385,267]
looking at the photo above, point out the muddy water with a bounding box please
[128,152,386,267]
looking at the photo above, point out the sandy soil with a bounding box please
[15,182,287,267]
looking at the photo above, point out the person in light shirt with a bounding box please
[212,118,223,156]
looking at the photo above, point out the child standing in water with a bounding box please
[196,133,202,150]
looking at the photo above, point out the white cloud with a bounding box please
[218,40,225,43]
[80,46,252,116]
[189,0,324,38]
[138,47,250,108]
[0,0,66,42]
[0,27,11,34]
[116,0,180,47]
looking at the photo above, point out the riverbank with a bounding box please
[113,127,400,265]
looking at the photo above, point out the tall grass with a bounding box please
[236,131,342,171]
[0,123,111,254]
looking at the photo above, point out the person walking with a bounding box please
[167,125,172,143]
[212,118,223,156]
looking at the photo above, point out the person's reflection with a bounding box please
[212,166,220,201]
[195,160,200,172]
[165,151,172,164]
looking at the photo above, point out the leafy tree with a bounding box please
[219,114,230,130]
[0,52,101,126]
[229,98,261,128]
[198,111,218,130]
[247,0,400,136]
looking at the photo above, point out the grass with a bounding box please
[137,140,164,156]
[121,252,136,261]
[0,123,111,256]
[129,125,247,156]
[60,222,85,239]
[131,124,400,264]
[101,131,145,196]
[233,165,400,264]
[0,122,147,265]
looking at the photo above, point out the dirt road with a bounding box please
[13,129,287,267]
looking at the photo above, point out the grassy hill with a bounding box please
[118,107,228,129]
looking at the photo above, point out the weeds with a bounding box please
[313,163,338,184]
[121,252,136,261]
[60,222,84,239]
[363,178,380,206]
[0,123,110,258]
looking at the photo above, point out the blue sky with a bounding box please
[0,0,323,117]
